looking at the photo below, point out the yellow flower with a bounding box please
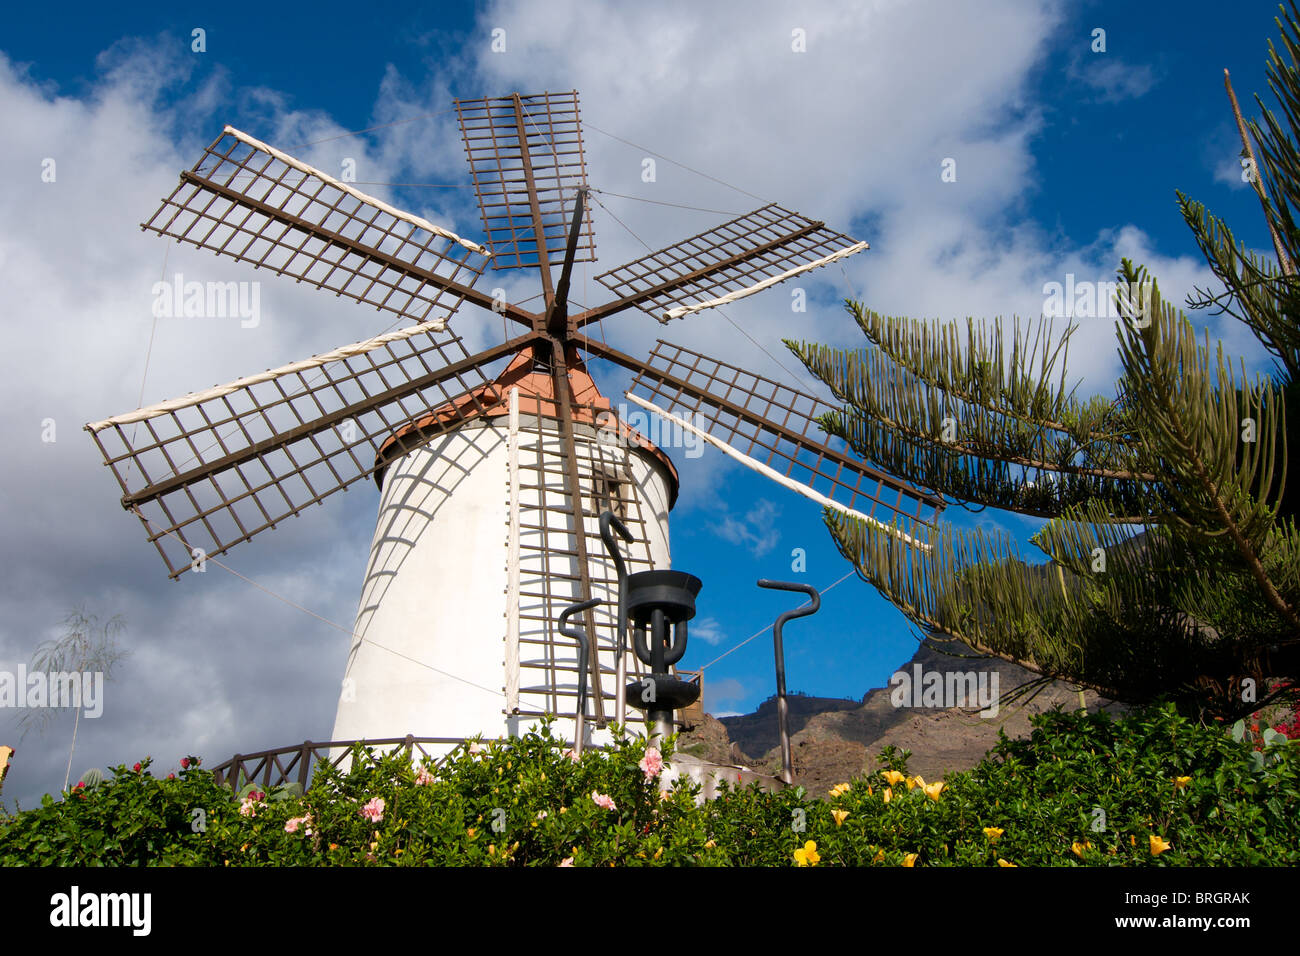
[653,847,663,860]
[704,839,716,849]
[828,783,852,798]
[467,828,476,838]
[793,840,821,867]
[905,775,923,791]
[872,848,885,864]
[983,826,1004,844]
[997,858,1017,867]
[1173,775,1191,790]
[488,844,496,856]
[902,853,918,867]
[1149,834,1172,856]
[1071,840,1092,858]
[1130,834,1136,847]
[882,787,892,804]
[881,770,905,786]
[832,808,850,827]
[923,781,945,802]
[394,848,404,856]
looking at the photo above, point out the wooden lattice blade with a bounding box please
[141,126,533,331]
[581,335,944,543]
[86,325,535,578]
[577,205,866,328]
[455,91,595,271]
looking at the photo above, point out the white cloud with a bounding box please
[701,676,749,714]
[710,499,782,557]
[690,616,727,646]
[1069,56,1158,103]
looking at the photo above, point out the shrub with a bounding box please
[1,706,1295,866]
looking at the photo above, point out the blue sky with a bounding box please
[0,0,1287,803]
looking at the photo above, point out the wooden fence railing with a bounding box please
[210,736,473,790]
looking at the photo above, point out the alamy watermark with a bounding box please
[151,272,261,328]
[0,666,104,718]
[1042,273,1154,326]
[596,403,705,459]
[50,886,150,935]
[889,664,1000,718]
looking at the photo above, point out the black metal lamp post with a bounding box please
[757,579,821,785]
[623,569,702,745]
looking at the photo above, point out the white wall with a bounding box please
[330,412,676,755]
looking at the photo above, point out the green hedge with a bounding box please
[1,704,1296,866]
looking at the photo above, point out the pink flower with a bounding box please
[414,766,436,786]
[559,856,574,867]
[284,814,313,834]
[360,796,386,823]
[591,790,616,811]
[639,748,664,781]
[238,798,258,817]
[468,742,483,756]
[563,749,579,763]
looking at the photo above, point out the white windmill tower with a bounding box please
[85,91,943,773]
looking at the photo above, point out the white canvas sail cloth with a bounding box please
[624,392,931,552]
[86,320,447,431]
[660,241,868,323]
[223,127,492,258]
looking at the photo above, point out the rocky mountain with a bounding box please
[679,635,1126,797]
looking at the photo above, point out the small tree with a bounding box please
[16,607,128,791]
[787,5,1300,720]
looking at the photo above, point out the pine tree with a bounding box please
[789,4,1300,720]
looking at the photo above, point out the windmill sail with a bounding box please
[584,204,865,326]
[455,91,595,270]
[142,126,508,331]
[582,336,944,543]
[86,326,530,578]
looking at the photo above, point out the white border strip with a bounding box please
[624,391,931,552]
[224,126,492,258]
[87,319,445,431]
[660,240,868,323]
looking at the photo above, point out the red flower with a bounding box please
[167,773,175,780]
[133,762,142,773]
[181,758,190,769]
[74,781,85,789]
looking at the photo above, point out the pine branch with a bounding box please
[1115,273,1298,631]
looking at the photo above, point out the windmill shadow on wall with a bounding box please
[85,90,944,757]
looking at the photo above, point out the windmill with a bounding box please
[85,90,944,758]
